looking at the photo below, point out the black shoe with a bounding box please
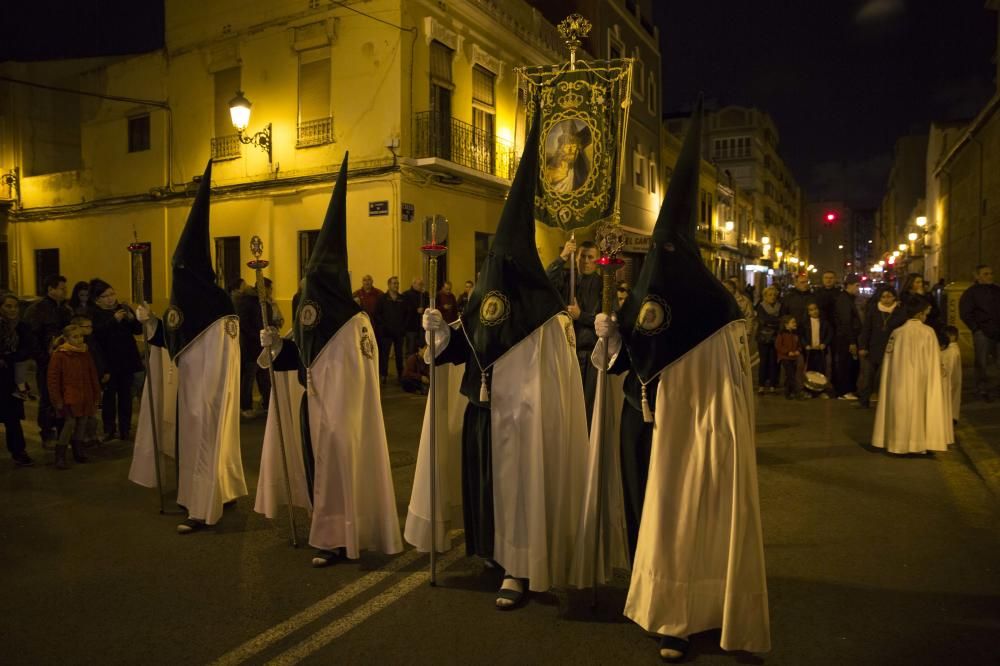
[658,635,690,662]
[101,431,117,443]
[177,518,206,534]
[12,452,34,467]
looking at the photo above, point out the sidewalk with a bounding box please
[954,384,1000,498]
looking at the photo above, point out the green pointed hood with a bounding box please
[163,159,236,359]
[459,107,564,374]
[293,152,362,367]
[618,98,741,383]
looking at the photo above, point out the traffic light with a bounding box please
[823,211,837,226]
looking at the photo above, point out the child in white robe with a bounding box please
[941,325,962,424]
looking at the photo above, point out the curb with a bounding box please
[955,422,1000,499]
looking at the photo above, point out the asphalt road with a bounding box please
[2,382,999,665]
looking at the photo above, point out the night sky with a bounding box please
[2,1,995,209]
[655,0,996,207]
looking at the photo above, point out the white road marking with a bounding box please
[210,547,427,666]
[264,545,467,665]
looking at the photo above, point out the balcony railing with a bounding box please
[211,134,242,161]
[297,116,334,148]
[413,111,517,181]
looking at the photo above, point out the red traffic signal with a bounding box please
[824,211,837,224]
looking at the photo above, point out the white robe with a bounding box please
[128,341,177,487]
[129,317,247,525]
[624,321,770,653]
[404,361,467,553]
[941,342,962,422]
[405,314,591,592]
[256,313,402,558]
[569,338,630,587]
[872,319,954,454]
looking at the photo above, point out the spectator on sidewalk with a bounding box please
[832,276,862,400]
[87,279,143,441]
[724,278,755,335]
[781,273,813,330]
[47,324,101,469]
[68,281,91,316]
[400,344,430,395]
[755,286,781,393]
[941,325,962,424]
[803,302,833,397]
[814,271,841,329]
[402,278,429,357]
[959,264,1000,402]
[857,287,905,409]
[456,280,474,316]
[0,292,37,466]
[616,281,631,311]
[775,315,803,399]
[437,281,458,323]
[375,276,407,383]
[901,273,940,332]
[23,274,72,445]
[352,274,383,321]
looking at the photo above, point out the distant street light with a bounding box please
[916,216,927,227]
[898,243,907,251]
[724,220,735,232]
[892,250,900,257]
[907,232,918,241]
[761,235,770,245]
[838,244,844,249]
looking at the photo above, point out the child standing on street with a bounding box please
[776,315,803,399]
[47,324,101,469]
[941,325,962,425]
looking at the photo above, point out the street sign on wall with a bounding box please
[368,201,389,216]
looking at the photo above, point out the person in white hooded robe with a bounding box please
[130,160,247,533]
[409,109,590,610]
[872,299,954,454]
[254,153,402,565]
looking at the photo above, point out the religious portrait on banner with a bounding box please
[543,119,593,193]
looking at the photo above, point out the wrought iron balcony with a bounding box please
[211,134,242,161]
[296,116,334,148]
[413,111,517,181]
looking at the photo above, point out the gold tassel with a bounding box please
[641,383,653,423]
[479,370,489,403]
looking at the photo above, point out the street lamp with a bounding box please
[916,216,927,227]
[898,243,907,252]
[229,90,273,163]
[892,250,900,257]
[761,235,770,246]
[907,232,918,241]
[724,220,735,233]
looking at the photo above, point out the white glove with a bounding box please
[422,308,450,356]
[135,304,151,323]
[591,313,622,370]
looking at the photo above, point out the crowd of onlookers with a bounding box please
[739,264,1000,417]
[1,275,143,467]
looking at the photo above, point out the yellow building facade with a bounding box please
[0,0,566,320]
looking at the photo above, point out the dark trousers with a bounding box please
[831,338,858,396]
[462,404,494,559]
[401,377,427,394]
[2,413,26,457]
[620,405,654,559]
[35,359,61,441]
[757,342,779,388]
[102,372,135,436]
[973,330,999,394]
[240,359,271,411]
[781,359,799,396]
[858,358,881,407]
[578,349,597,424]
[379,334,405,380]
[404,331,423,358]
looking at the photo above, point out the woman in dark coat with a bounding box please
[755,285,782,392]
[87,279,143,441]
[0,292,36,466]
[900,273,940,332]
[68,281,91,316]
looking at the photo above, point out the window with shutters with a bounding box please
[297,49,333,147]
[128,114,150,153]
[34,249,60,297]
[472,66,496,175]
[427,40,454,161]
[214,236,241,290]
[212,67,241,160]
[298,230,320,280]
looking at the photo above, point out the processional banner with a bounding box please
[518,59,632,231]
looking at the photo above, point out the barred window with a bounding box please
[473,66,495,108]
[430,40,453,86]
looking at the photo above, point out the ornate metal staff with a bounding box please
[421,214,448,585]
[249,236,299,547]
[129,236,166,514]
[591,220,625,605]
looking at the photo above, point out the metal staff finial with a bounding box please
[558,13,592,70]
